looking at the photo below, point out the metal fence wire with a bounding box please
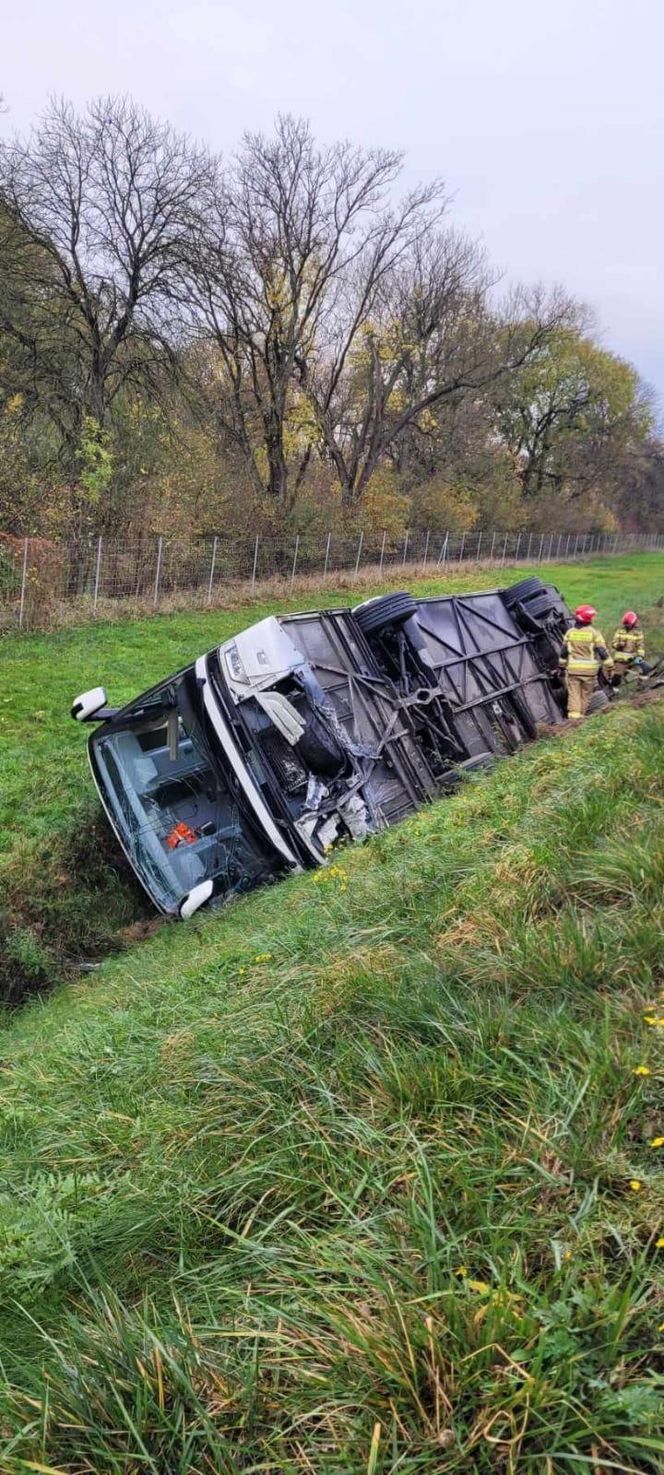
[1,527,662,634]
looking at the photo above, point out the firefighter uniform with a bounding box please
[560,623,612,719]
[611,624,646,666]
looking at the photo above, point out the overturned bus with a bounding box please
[71,576,573,918]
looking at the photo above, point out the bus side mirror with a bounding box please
[179,879,214,919]
[71,687,109,722]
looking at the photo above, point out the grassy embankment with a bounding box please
[0,554,661,1469]
[0,662,662,1468]
[1,553,663,999]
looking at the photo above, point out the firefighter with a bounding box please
[611,611,651,684]
[559,605,613,720]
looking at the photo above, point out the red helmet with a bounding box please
[574,604,596,624]
[622,611,638,628]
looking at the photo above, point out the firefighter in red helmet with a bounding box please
[559,605,613,720]
[611,611,650,684]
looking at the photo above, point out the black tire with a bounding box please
[517,590,568,621]
[352,591,418,636]
[586,689,610,715]
[502,577,547,609]
[507,587,570,645]
[294,714,346,777]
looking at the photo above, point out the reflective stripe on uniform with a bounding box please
[562,625,607,675]
[566,671,597,720]
[612,627,645,661]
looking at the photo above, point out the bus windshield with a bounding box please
[90,672,279,912]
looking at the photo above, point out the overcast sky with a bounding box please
[4,0,663,411]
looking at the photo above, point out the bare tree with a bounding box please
[0,96,216,448]
[192,115,445,506]
[303,247,580,507]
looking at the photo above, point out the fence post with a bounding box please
[458,531,466,563]
[93,535,103,612]
[490,530,496,561]
[514,530,522,563]
[402,529,410,566]
[526,531,533,561]
[537,533,545,563]
[557,532,563,559]
[207,536,218,604]
[290,534,300,588]
[323,531,332,578]
[353,530,364,580]
[422,529,430,570]
[379,528,387,578]
[476,529,482,561]
[152,536,163,604]
[18,537,29,629]
[437,532,449,567]
[501,532,508,566]
[251,534,259,592]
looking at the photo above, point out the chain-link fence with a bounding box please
[1,527,663,634]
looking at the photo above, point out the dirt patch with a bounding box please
[537,685,663,738]
[625,684,664,709]
[1,811,152,1006]
[537,718,582,738]
[116,917,164,946]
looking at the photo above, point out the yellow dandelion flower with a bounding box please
[468,1279,492,1295]
[633,1066,651,1076]
[656,1237,664,1249]
[644,1016,657,1026]
[650,1137,664,1149]
[454,1265,468,1278]
[629,1179,643,1192]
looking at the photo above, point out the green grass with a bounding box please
[0,690,662,1470]
[1,553,663,999]
[0,553,662,1470]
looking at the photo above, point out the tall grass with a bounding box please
[0,696,662,1470]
